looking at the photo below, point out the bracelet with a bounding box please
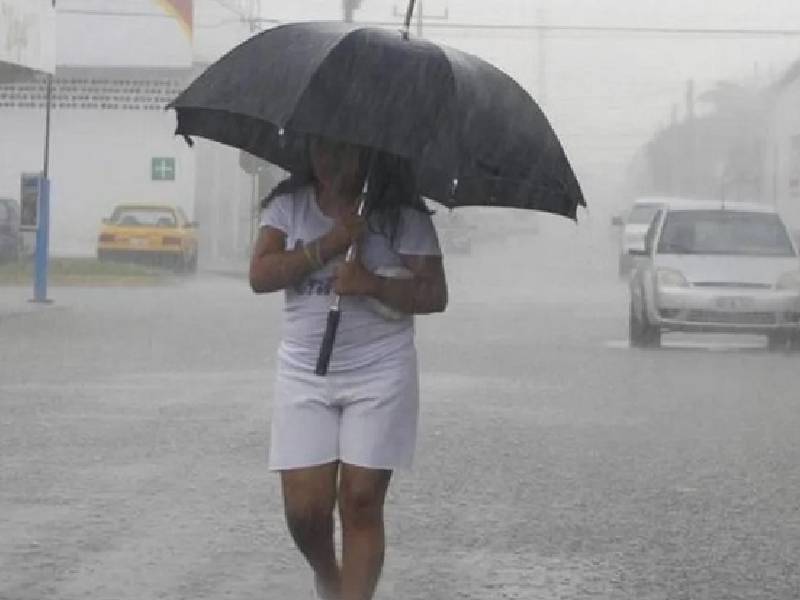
[302,244,317,269]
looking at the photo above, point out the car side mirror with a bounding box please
[611,215,624,226]
[628,241,648,256]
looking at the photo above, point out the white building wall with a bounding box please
[0,84,196,256]
[0,0,56,79]
[0,0,263,262]
[194,138,254,267]
[57,0,192,68]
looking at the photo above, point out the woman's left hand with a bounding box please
[334,258,379,297]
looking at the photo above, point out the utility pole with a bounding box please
[212,0,261,33]
[250,0,261,32]
[343,0,362,23]
[32,0,56,304]
[393,1,448,36]
[536,8,547,108]
[685,78,695,121]
[685,78,696,195]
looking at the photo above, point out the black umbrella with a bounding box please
[168,23,583,217]
[168,8,585,375]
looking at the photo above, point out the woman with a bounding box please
[249,136,448,600]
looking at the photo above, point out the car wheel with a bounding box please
[186,252,198,274]
[790,331,800,353]
[644,319,662,348]
[629,295,661,349]
[767,331,790,352]
[173,254,186,274]
[629,301,645,347]
[618,255,629,278]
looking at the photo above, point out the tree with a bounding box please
[633,80,767,201]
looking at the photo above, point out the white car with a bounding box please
[628,200,800,350]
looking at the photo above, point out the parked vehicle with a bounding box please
[0,197,21,263]
[97,204,198,273]
[617,197,671,277]
[628,200,800,350]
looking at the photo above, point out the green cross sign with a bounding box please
[151,157,176,181]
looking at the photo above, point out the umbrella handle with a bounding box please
[315,309,341,376]
[314,193,368,376]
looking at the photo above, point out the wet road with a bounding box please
[1,225,799,599]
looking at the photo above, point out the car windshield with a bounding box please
[628,204,661,225]
[111,208,177,228]
[657,210,796,257]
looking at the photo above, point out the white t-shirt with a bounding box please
[260,184,441,373]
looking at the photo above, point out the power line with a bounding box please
[206,0,249,19]
[196,18,244,29]
[60,2,268,30]
[56,8,800,37]
[205,0,263,32]
[197,16,280,29]
[58,1,251,22]
[252,18,800,37]
[58,9,171,18]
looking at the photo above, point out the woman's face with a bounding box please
[310,137,366,197]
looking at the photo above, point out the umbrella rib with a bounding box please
[172,26,355,130]
[274,30,358,130]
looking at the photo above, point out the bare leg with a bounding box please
[281,462,341,599]
[338,464,392,600]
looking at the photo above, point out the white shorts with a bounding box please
[268,349,420,471]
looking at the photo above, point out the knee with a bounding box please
[338,484,384,529]
[285,503,333,546]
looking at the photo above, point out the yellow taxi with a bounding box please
[97,204,198,272]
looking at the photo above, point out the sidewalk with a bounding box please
[0,286,51,320]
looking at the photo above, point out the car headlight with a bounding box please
[776,270,800,291]
[656,268,689,288]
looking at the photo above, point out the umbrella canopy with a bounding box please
[169,21,585,219]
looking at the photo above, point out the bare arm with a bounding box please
[249,227,307,293]
[249,223,358,294]
[334,253,448,314]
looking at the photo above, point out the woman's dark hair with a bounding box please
[363,151,432,242]
[260,169,315,208]
[261,141,431,243]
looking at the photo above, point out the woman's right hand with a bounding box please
[326,213,366,256]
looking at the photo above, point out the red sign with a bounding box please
[155,0,193,37]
